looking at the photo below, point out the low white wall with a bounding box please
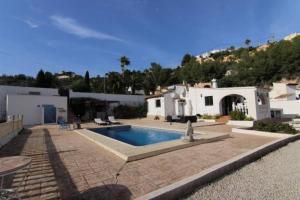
[270,100,300,117]
[0,119,23,148]
[7,95,68,125]
[70,91,145,106]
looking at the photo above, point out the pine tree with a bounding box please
[84,70,91,92]
[36,69,45,87]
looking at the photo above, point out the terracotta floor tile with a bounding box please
[0,122,276,199]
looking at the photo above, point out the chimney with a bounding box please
[212,79,218,88]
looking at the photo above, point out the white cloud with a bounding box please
[24,19,39,28]
[15,17,40,28]
[50,15,125,42]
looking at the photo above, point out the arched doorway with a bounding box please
[220,94,248,116]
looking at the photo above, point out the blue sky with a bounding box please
[0,0,300,77]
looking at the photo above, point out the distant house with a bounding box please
[269,82,300,118]
[146,79,270,120]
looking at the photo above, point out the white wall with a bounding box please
[146,86,270,120]
[270,100,300,118]
[164,93,175,116]
[269,83,297,100]
[147,97,165,117]
[70,90,145,106]
[187,87,270,120]
[0,85,59,119]
[7,95,67,125]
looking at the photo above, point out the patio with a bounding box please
[0,120,276,199]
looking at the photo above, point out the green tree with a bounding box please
[181,54,192,66]
[71,79,89,92]
[44,71,57,88]
[36,69,46,87]
[245,39,251,47]
[84,70,91,91]
[90,75,104,93]
[106,72,123,94]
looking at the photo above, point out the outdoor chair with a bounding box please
[58,118,71,130]
[108,116,121,124]
[94,118,109,125]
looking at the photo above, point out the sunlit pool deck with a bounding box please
[0,119,277,199]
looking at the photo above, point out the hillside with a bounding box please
[181,33,300,87]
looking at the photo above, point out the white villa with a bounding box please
[147,79,270,120]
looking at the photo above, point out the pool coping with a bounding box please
[74,125,229,162]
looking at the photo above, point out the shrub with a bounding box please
[113,103,147,119]
[166,115,172,122]
[196,114,202,119]
[245,116,254,121]
[229,110,247,120]
[202,114,219,119]
[253,121,297,134]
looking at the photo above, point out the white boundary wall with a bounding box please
[0,85,58,119]
[70,90,145,106]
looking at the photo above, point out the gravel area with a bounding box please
[184,140,300,200]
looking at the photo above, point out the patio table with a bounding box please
[0,156,32,198]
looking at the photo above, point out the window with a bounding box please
[205,96,213,106]
[155,99,161,108]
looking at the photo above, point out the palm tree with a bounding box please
[119,56,130,74]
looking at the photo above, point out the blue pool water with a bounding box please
[89,126,183,146]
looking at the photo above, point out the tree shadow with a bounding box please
[80,184,132,200]
[43,128,132,199]
[1,128,132,200]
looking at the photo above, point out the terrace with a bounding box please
[0,119,277,199]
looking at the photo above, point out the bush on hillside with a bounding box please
[253,121,297,134]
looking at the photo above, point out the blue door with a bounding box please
[43,105,56,124]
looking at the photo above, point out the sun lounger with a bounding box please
[172,115,181,121]
[108,116,121,124]
[94,118,109,125]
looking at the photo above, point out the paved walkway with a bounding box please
[0,123,275,199]
[184,140,300,200]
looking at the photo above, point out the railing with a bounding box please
[0,115,23,148]
[233,104,249,115]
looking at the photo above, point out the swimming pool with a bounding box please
[89,126,183,146]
